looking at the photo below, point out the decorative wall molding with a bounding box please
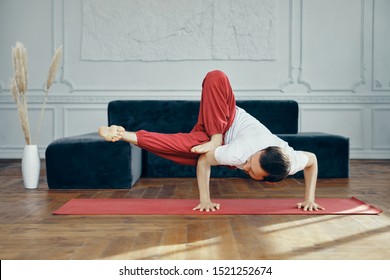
[299,0,367,93]
[55,0,75,92]
[295,0,312,92]
[372,0,390,91]
[2,91,390,105]
[351,0,368,93]
[300,107,365,149]
[279,0,296,93]
[371,108,390,149]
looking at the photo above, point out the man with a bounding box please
[99,70,324,212]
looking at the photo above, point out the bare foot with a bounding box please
[98,125,125,142]
[191,140,220,154]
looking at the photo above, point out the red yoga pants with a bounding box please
[136,70,236,166]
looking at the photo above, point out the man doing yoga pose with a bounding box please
[99,70,324,212]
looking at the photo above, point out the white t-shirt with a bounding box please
[214,106,309,175]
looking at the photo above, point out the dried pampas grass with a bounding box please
[10,42,63,145]
[36,46,63,143]
[46,46,63,90]
[11,42,31,144]
[12,42,28,94]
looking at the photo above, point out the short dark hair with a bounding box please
[259,146,291,182]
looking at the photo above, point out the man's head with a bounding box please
[243,146,291,182]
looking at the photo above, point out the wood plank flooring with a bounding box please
[0,159,389,260]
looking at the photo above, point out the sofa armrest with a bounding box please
[45,133,142,189]
[278,132,350,178]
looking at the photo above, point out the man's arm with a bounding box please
[192,150,220,212]
[296,151,325,211]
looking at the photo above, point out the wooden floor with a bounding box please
[0,159,389,260]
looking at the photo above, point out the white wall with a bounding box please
[0,0,389,159]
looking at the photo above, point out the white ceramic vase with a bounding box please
[22,145,41,189]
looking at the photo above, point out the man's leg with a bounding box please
[191,70,236,153]
[99,125,209,166]
[135,129,209,165]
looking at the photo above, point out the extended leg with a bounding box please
[99,125,210,166]
[136,130,210,165]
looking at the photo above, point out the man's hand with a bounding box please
[300,152,324,211]
[297,200,325,211]
[195,151,220,213]
[193,201,221,212]
[191,134,223,154]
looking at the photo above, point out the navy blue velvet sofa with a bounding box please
[45,100,349,189]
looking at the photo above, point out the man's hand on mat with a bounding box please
[193,201,220,212]
[297,200,325,211]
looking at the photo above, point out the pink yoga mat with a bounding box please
[53,197,382,215]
